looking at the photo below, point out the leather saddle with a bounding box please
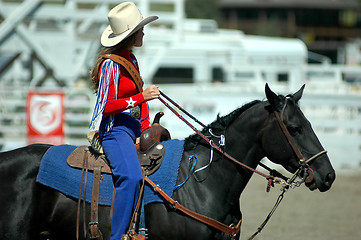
[66,140,166,176]
[66,112,171,176]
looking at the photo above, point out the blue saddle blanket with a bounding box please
[143,139,184,205]
[36,139,184,206]
[36,145,113,205]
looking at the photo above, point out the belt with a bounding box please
[123,106,141,119]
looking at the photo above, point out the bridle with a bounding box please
[157,91,328,239]
[247,98,328,240]
[273,98,327,185]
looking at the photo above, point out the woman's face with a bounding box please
[134,27,144,47]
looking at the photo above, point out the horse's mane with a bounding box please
[184,100,261,145]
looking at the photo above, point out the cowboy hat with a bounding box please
[101,2,158,47]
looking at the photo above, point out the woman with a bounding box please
[89,2,159,239]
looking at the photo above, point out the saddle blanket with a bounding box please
[36,139,184,206]
[36,145,113,205]
[144,139,184,205]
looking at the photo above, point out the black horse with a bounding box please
[0,85,335,240]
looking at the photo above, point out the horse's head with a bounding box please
[262,84,335,192]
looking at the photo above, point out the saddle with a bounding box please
[66,112,171,240]
[66,139,166,176]
[67,112,170,176]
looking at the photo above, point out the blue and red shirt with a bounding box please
[90,50,151,132]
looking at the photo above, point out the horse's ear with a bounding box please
[293,84,305,103]
[265,83,281,110]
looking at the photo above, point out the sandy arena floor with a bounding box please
[239,170,361,240]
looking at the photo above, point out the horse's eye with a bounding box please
[287,126,302,136]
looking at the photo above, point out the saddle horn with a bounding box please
[140,112,171,152]
[152,112,164,125]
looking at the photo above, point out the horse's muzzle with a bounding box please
[306,171,335,192]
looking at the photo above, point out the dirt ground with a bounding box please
[239,170,361,240]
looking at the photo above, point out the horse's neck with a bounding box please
[175,103,267,216]
[211,102,268,197]
[225,102,267,170]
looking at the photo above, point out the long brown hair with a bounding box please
[90,33,137,93]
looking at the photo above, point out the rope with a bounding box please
[194,140,215,174]
[174,155,198,191]
[248,189,286,240]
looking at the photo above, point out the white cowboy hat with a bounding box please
[101,2,158,47]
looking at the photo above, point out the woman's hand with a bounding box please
[142,85,160,101]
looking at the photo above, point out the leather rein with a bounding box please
[158,92,328,239]
[159,91,277,182]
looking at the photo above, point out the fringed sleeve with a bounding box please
[89,59,120,130]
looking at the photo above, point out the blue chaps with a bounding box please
[99,114,143,240]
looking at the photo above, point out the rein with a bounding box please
[157,91,329,239]
[158,91,278,182]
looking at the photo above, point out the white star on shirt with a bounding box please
[126,97,137,108]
